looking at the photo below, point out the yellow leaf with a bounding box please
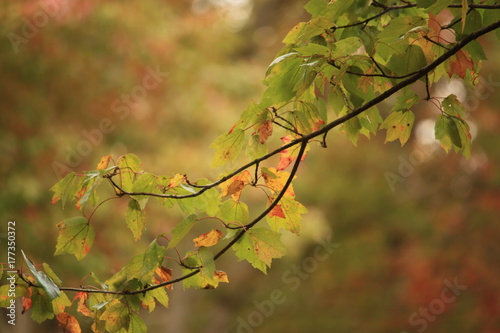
[96,155,112,170]
[193,229,223,247]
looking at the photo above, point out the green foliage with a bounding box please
[2,1,500,332]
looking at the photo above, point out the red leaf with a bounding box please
[447,50,473,79]
[21,297,32,314]
[75,292,92,318]
[268,204,286,219]
[257,120,273,144]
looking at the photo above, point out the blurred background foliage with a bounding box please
[1,0,500,332]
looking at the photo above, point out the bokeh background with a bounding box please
[1,1,500,332]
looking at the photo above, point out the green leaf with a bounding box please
[99,299,129,332]
[131,173,157,209]
[380,110,415,146]
[129,313,147,333]
[378,16,427,42]
[441,94,467,118]
[341,116,362,146]
[393,89,420,112]
[330,37,362,58]
[386,45,427,76]
[126,199,146,241]
[233,227,287,274]
[304,0,328,16]
[50,172,78,208]
[105,240,165,289]
[359,107,383,137]
[30,290,55,323]
[76,171,103,211]
[295,43,329,57]
[422,0,454,14]
[42,263,62,286]
[216,200,249,230]
[21,250,60,301]
[118,153,142,192]
[55,216,94,260]
[167,214,197,249]
[435,114,471,158]
[197,246,215,286]
[282,16,332,44]
[210,128,246,167]
[267,52,298,71]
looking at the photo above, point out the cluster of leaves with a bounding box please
[2,0,500,332]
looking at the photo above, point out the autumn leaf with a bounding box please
[447,50,474,79]
[54,217,94,261]
[99,299,129,332]
[56,313,82,333]
[233,227,287,273]
[266,196,307,234]
[257,120,273,144]
[276,135,309,171]
[214,270,229,283]
[380,110,415,146]
[219,170,252,201]
[22,297,32,314]
[261,167,296,197]
[75,292,92,318]
[210,128,246,167]
[154,267,173,290]
[268,204,285,219]
[96,155,112,170]
[193,229,223,247]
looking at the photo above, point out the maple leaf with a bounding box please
[233,227,287,273]
[54,217,94,261]
[268,204,286,219]
[154,266,173,290]
[266,196,307,234]
[193,229,223,247]
[261,167,295,197]
[257,120,273,144]
[22,296,32,314]
[96,155,112,170]
[219,170,252,201]
[276,135,309,171]
[75,292,92,318]
[447,50,474,79]
[380,110,415,146]
[56,313,82,333]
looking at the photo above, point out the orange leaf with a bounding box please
[276,135,308,171]
[75,292,92,318]
[268,204,286,219]
[193,229,223,247]
[262,167,295,197]
[447,50,473,79]
[257,120,273,144]
[214,270,229,283]
[56,313,82,333]
[21,297,32,314]
[155,266,173,290]
[220,170,252,201]
[96,155,112,170]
